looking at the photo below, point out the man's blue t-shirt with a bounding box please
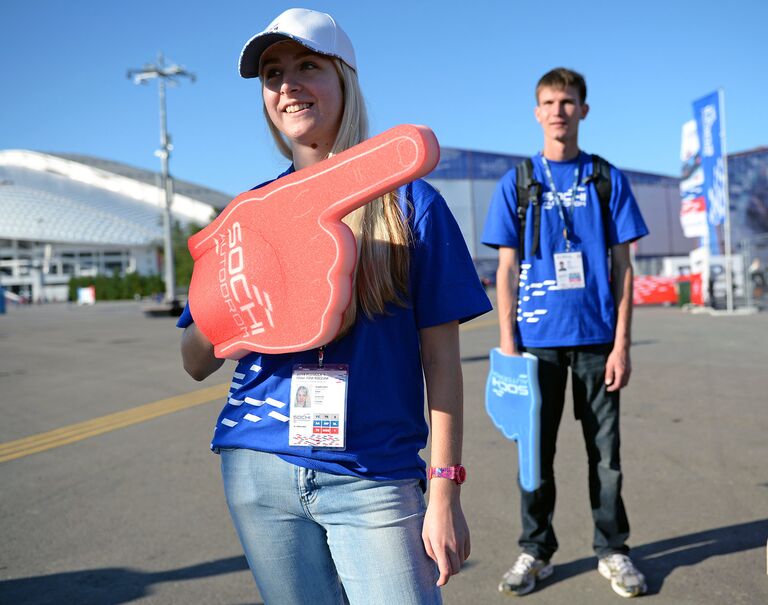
[179,174,492,483]
[482,152,649,348]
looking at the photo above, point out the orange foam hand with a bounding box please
[187,124,440,359]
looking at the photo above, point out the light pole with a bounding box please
[127,53,195,307]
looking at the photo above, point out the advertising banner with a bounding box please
[679,119,707,238]
[77,286,96,305]
[680,92,726,254]
[693,91,727,228]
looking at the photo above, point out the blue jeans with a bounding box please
[519,344,630,560]
[220,448,442,605]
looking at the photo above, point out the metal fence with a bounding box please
[742,232,768,309]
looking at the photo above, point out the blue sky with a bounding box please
[3,0,766,197]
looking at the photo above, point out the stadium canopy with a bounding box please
[0,150,229,246]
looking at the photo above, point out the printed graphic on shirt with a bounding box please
[517,263,556,325]
[217,361,292,429]
[541,187,588,211]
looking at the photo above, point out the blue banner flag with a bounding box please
[692,91,726,252]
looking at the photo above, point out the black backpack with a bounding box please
[515,154,613,259]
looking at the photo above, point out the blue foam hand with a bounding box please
[485,349,542,492]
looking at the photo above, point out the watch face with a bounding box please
[456,465,467,484]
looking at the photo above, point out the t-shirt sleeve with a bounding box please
[481,170,520,250]
[408,181,492,329]
[176,302,193,328]
[607,168,650,245]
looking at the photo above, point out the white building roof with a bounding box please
[0,150,229,246]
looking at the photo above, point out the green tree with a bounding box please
[67,219,209,301]
[171,220,204,287]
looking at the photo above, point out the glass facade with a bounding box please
[728,147,768,247]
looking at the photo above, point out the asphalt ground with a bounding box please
[1,296,767,605]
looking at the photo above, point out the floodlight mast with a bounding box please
[127,53,195,307]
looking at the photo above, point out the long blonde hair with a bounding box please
[263,58,411,336]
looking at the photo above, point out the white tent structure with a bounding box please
[0,150,227,302]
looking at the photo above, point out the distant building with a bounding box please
[0,150,229,302]
[426,146,768,276]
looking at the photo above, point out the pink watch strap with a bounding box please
[428,464,466,484]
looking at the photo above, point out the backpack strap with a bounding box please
[515,158,542,259]
[516,154,613,262]
[583,154,613,248]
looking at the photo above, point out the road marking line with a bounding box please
[0,383,229,464]
[0,318,500,464]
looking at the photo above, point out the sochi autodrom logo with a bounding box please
[214,221,274,339]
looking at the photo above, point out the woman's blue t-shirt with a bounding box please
[179,173,491,482]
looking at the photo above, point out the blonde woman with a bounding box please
[294,385,310,408]
[179,8,491,605]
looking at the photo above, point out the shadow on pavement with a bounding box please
[461,354,491,364]
[4,520,765,602]
[0,554,260,605]
[539,518,768,595]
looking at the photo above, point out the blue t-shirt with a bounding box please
[482,152,649,348]
[179,172,491,482]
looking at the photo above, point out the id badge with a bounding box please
[554,252,586,289]
[289,364,349,449]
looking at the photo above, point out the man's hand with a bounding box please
[421,483,470,586]
[608,242,634,392]
[605,346,631,392]
[500,343,522,357]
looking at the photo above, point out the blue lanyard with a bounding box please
[540,156,580,251]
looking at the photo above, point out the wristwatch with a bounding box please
[428,464,467,485]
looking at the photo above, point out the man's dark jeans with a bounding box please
[519,343,630,561]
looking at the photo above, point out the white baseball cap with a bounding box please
[239,8,357,78]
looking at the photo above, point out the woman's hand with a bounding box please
[419,320,469,585]
[422,481,470,586]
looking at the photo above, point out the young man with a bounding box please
[482,68,649,598]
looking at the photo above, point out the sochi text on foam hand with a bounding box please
[491,372,530,398]
[215,221,274,338]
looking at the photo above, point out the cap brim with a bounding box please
[239,31,355,79]
[239,32,291,79]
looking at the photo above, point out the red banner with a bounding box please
[633,274,703,306]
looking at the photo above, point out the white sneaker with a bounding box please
[499,552,554,596]
[597,553,647,598]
